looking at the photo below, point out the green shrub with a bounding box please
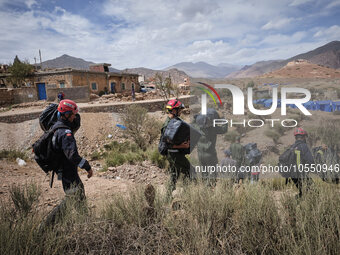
[9,183,41,216]
[103,141,147,167]
[0,150,27,161]
[122,105,162,150]
[90,151,101,160]
[105,152,126,167]
[264,129,280,144]
[247,80,255,88]
[125,151,145,164]
[149,149,167,168]
[224,130,239,142]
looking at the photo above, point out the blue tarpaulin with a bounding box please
[253,99,340,112]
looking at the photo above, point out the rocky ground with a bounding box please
[0,105,170,211]
[1,89,340,212]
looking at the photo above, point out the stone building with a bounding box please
[0,63,140,104]
[34,63,139,99]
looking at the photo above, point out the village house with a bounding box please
[34,63,140,99]
[0,63,140,105]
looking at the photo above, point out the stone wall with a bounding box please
[0,87,38,105]
[0,88,14,105]
[35,72,72,88]
[0,96,192,123]
[72,72,107,94]
[12,87,38,104]
[47,86,90,102]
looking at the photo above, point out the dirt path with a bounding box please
[0,160,166,213]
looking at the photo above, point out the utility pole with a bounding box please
[39,49,42,69]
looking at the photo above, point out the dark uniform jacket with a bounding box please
[52,119,90,189]
[291,139,314,165]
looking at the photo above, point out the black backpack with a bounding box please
[32,124,68,174]
[158,133,168,156]
[39,103,81,133]
[278,145,298,178]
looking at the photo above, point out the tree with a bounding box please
[154,73,180,101]
[8,56,34,87]
[122,105,162,150]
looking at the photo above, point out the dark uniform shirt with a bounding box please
[291,139,314,165]
[52,119,89,190]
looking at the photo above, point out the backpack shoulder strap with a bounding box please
[50,124,70,149]
[51,124,70,132]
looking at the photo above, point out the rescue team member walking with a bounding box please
[290,128,314,197]
[161,99,192,198]
[42,99,93,228]
[229,136,245,183]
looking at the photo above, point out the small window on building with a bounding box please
[60,82,65,88]
[121,83,125,91]
[91,82,97,90]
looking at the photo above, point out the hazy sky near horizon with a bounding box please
[1,0,339,69]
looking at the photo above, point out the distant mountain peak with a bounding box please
[164,61,240,78]
[227,41,340,78]
[39,54,119,72]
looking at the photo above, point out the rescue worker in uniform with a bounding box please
[229,136,245,183]
[194,108,227,183]
[220,149,237,181]
[43,99,93,227]
[161,99,192,198]
[290,128,314,197]
[315,144,328,181]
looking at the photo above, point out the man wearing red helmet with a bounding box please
[161,99,192,198]
[290,127,314,197]
[43,99,92,227]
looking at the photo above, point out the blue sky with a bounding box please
[0,0,339,69]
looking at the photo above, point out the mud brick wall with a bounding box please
[72,72,107,94]
[0,88,14,105]
[12,87,38,104]
[0,111,41,123]
[0,96,192,123]
[47,86,90,102]
[79,97,191,113]
[35,73,72,88]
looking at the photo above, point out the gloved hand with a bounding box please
[87,169,93,178]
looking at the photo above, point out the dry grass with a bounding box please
[1,179,339,254]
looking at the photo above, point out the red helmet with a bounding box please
[294,127,307,136]
[166,99,184,111]
[58,99,78,114]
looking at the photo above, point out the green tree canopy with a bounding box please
[8,55,34,87]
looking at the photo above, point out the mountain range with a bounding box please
[122,67,189,85]
[164,61,240,78]
[227,41,340,78]
[36,40,340,80]
[39,54,120,73]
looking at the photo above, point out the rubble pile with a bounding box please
[89,91,163,104]
[12,101,49,108]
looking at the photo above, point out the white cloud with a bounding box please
[325,0,340,9]
[313,25,340,40]
[262,18,293,30]
[0,0,338,69]
[260,31,307,45]
[25,0,37,8]
[289,0,313,6]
